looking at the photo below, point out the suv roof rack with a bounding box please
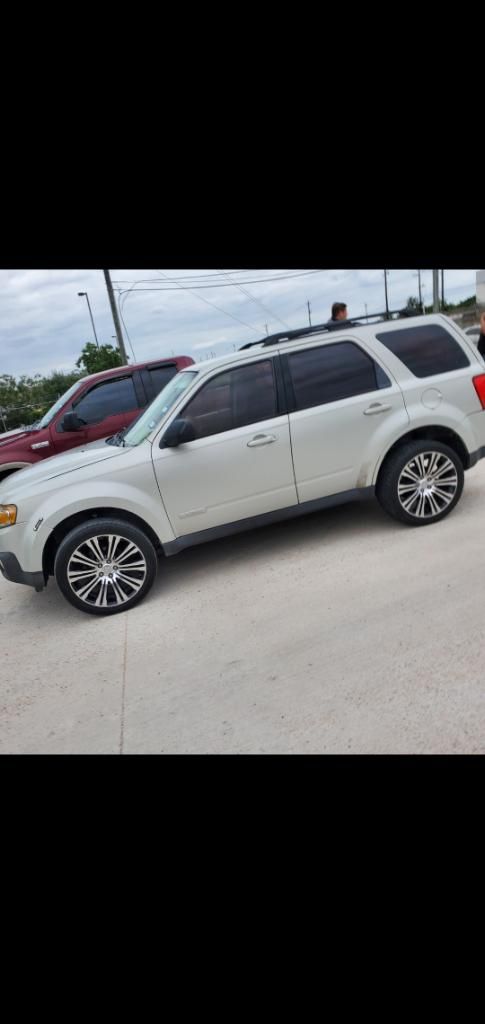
[239,307,426,351]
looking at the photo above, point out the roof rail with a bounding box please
[239,321,345,351]
[238,307,419,351]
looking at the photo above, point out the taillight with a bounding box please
[473,374,485,409]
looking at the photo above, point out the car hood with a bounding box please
[0,441,130,498]
[0,427,37,448]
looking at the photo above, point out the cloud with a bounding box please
[0,269,480,378]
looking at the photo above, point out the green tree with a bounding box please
[0,373,38,430]
[76,342,124,375]
[406,296,422,311]
[36,370,82,409]
[0,369,83,431]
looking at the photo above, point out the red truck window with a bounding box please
[73,376,137,425]
[147,365,178,395]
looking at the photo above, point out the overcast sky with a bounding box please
[0,268,481,379]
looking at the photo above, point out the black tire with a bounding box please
[54,517,158,615]
[376,440,464,527]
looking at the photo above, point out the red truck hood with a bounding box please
[0,427,37,449]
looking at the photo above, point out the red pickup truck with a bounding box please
[0,355,194,482]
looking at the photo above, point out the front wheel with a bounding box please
[376,441,464,526]
[0,467,23,484]
[54,517,158,615]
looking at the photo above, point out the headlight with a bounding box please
[0,505,17,528]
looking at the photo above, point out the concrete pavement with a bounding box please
[2,462,485,754]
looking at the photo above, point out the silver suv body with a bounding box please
[2,314,485,615]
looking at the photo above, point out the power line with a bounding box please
[120,281,140,315]
[154,269,263,335]
[215,269,290,330]
[103,277,141,363]
[112,270,325,291]
[114,269,331,351]
[112,269,260,283]
[117,297,137,362]
[112,269,304,284]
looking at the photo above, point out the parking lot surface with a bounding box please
[2,462,485,754]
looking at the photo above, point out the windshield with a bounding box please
[124,370,198,446]
[36,379,85,429]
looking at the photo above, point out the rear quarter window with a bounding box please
[375,324,470,377]
[287,341,389,412]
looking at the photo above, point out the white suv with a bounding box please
[2,314,485,616]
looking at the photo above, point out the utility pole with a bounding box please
[441,269,445,310]
[103,269,128,364]
[417,270,423,311]
[307,300,312,327]
[432,269,440,312]
[265,324,269,335]
[383,269,390,319]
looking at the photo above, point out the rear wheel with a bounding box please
[54,517,158,615]
[376,441,464,526]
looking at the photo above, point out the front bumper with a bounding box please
[0,551,46,591]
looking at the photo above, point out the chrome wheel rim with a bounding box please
[67,534,147,608]
[397,451,458,519]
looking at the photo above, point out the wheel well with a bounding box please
[376,427,470,484]
[42,507,163,577]
[0,466,29,483]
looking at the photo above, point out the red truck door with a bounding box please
[50,373,143,454]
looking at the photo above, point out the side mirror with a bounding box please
[61,411,86,432]
[160,418,196,448]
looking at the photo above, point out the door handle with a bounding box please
[247,433,277,447]
[363,403,392,415]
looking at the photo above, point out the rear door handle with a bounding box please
[363,403,392,415]
[247,433,277,447]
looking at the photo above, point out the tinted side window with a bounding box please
[182,360,277,440]
[288,342,384,412]
[148,365,177,395]
[73,376,137,425]
[375,324,470,377]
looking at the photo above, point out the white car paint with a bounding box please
[2,314,485,606]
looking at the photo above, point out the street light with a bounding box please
[78,291,99,348]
